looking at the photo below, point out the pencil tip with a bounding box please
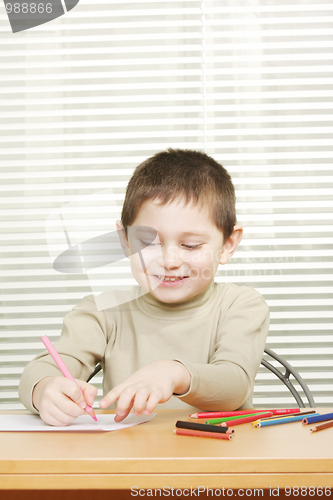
[88,408,98,421]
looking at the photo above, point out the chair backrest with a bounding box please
[87,363,102,382]
[261,347,315,408]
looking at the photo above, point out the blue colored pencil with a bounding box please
[302,412,333,425]
[256,413,320,428]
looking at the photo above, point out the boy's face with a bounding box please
[118,198,242,304]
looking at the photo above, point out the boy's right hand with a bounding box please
[32,376,97,427]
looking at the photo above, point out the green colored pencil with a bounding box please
[206,412,264,425]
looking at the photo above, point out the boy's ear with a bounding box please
[116,220,130,258]
[219,225,243,265]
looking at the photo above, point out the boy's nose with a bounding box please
[159,245,183,269]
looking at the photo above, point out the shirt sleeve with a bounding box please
[18,296,110,414]
[176,289,270,411]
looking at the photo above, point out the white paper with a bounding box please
[0,413,156,432]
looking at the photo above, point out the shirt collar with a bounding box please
[138,281,217,318]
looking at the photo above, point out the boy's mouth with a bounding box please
[157,275,184,281]
[153,275,190,286]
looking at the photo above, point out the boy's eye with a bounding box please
[182,244,202,250]
[140,239,159,247]
[139,241,202,250]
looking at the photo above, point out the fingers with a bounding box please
[143,391,162,416]
[99,361,180,421]
[114,404,132,423]
[40,392,85,427]
[117,387,144,418]
[99,385,134,421]
[60,378,87,409]
[131,388,164,417]
[76,379,98,408]
[37,377,97,427]
[100,384,162,422]
[99,386,122,410]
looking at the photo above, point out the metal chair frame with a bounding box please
[87,363,102,382]
[261,347,315,408]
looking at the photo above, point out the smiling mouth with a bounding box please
[155,275,188,282]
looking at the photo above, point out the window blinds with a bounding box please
[204,0,333,407]
[0,0,332,410]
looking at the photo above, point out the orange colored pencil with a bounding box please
[220,412,273,427]
[173,428,233,440]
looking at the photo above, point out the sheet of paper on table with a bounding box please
[0,412,156,431]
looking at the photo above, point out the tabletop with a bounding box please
[1,409,333,491]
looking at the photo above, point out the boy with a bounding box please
[19,149,270,426]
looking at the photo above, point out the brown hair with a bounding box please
[121,148,236,242]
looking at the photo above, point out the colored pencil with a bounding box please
[252,410,316,427]
[173,428,233,440]
[310,420,333,433]
[220,412,273,427]
[190,408,300,419]
[41,335,97,422]
[253,410,316,422]
[302,412,333,425]
[256,413,320,428]
[206,412,265,425]
[176,420,234,434]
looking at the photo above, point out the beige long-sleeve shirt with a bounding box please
[19,282,270,414]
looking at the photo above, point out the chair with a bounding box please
[87,348,316,408]
[87,363,102,383]
[261,347,315,408]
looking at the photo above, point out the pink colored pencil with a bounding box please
[174,428,233,440]
[41,335,97,422]
[220,412,273,427]
[190,409,299,419]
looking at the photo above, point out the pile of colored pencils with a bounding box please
[173,409,333,440]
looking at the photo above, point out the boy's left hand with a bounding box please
[99,360,191,422]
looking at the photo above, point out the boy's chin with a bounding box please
[149,290,190,304]
[148,282,211,304]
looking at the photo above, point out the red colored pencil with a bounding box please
[220,412,273,427]
[173,428,233,440]
[189,409,300,419]
[310,420,333,433]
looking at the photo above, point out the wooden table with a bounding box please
[1,409,333,494]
